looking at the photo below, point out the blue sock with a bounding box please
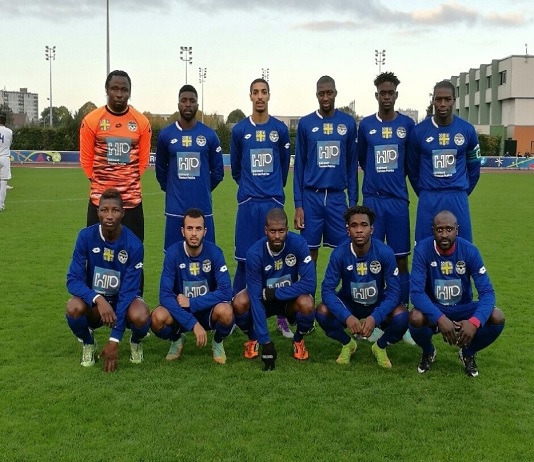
[234,311,256,340]
[399,271,410,306]
[233,262,246,296]
[66,315,94,344]
[463,322,505,356]
[213,318,235,343]
[294,312,315,342]
[155,325,181,341]
[378,311,409,348]
[130,317,151,344]
[316,311,351,345]
[409,325,435,355]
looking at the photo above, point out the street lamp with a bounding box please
[180,46,193,83]
[45,45,56,127]
[199,67,207,123]
[106,0,110,75]
[375,49,386,73]
[261,68,269,82]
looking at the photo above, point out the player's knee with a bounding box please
[213,303,233,325]
[392,303,408,317]
[489,307,505,325]
[315,303,330,317]
[408,308,427,327]
[232,290,250,315]
[66,297,86,318]
[295,294,315,315]
[150,306,168,332]
[128,299,150,327]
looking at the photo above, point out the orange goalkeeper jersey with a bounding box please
[80,105,152,208]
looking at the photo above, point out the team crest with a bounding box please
[438,133,450,146]
[202,259,212,273]
[441,261,453,275]
[323,123,334,135]
[182,136,193,147]
[369,261,381,274]
[269,131,279,142]
[381,127,392,139]
[189,262,200,276]
[454,133,465,146]
[103,248,114,262]
[337,124,347,136]
[127,121,137,131]
[118,250,128,264]
[397,127,406,139]
[455,261,466,275]
[99,119,110,131]
[196,135,207,147]
[256,130,266,142]
[356,262,367,276]
[285,254,296,267]
[274,259,283,271]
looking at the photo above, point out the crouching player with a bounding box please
[317,205,408,368]
[151,208,234,364]
[409,210,505,377]
[232,208,316,370]
[66,188,150,372]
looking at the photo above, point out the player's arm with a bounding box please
[274,241,316,301]
[293,123,306,210]
[79,115,96,179]
[356,119,367,171]
[369,250,401,326]
[279,125,291,187]
[209,132,224,191]
[321,251,353,322]
[137,116,152,175]
[406,129,420,196]
[346,119,358,206]
[246,252,271,345]
[466,128,481,195]
[230,126,242,184]
[155,128,170,191]
[467,247,496,327]
[66,231,101,305]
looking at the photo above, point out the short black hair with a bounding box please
[343,205,376,226]
[265,207,288,226]
[184,207,205,222]
[317,75,336,88]
[179,85,198,98]
[105,70,131,90]
[433,80,455,98]
[99,188,123,208]
[374,72,400,87]
[250,78,270,94]
[0,114,6,125]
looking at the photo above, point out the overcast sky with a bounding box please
[3,0,531,121]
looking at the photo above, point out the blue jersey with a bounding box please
[231,116,290,203]
[321,238,400,325]
[156,121,224,216]
[66,224,143,341]
[294,109,358,208]
[159,240,232,331]
[246,232,316,344]
[357,112,415,201]
[407,116,480,196]
[410,236,496,326]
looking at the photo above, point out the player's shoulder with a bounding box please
[452,115,476,133]
[82,105,107,125]
[396,112,416,127]
[202,240,226,258]
[414,236,435,254]
[127,105,149,122]
[121,225,143,249]
[79,223,100,240]
[269,116,289,132]
[286,231,308,248]
[359,113,376,125]
[371,237,394,253]
[247,236,267,258]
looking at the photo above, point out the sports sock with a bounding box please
[213,319,235,343]
[378,311,409,348]
[316,311,351,345]
[66,315,94,344]
[463,322,505,356]
[232,262,246,296]
[155,325,182,341]
[294,312,315,342]
[130,317,151,344]
[234,311,256,340]
[409,325,435,355]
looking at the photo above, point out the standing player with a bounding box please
[65,189,151,372]
[407,80,481,244]
[80,70,152,243]
[156,85,224,249]
[0,114,13,211]
[232,208,316,370]
[151,208,234,364]
[316,206,408,368]
[357,72,415,306]
[409,211,505,377]
[293,75,358,264]
[230,78,292,338]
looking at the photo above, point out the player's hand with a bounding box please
[437,315,458,346]
[261,342,277,371]
[193,323,207,347]
[100,341,119,372]
[345,315,361,336]
[360,316,376,339]
[95,297,116,327]
[177,294,190,308]
[294,207,305,230]
[454,320,477,348]
[262,287,276,302]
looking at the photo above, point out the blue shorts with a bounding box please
[335,295,375,322]
[88,297,144,330]
[415,190,472,244]
[234,198,284,261]
[363,196,410,257]
[174,307,215,333]
[301,189,348,249]
[433,302,478,323]
[164,214,216,251]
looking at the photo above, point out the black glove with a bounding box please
[262,287,276,302]
[261,342,277,371]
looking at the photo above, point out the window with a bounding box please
[499,70,507,85]
[487,75,492,87]
[466,83,469,94]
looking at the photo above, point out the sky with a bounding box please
[2,0,532,122]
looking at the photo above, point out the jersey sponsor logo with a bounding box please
[337,124,347,136]
[202,259,211,273]
[381,127,393,139]
[189,262,200,276]
[256,130,266,142]
[438,133,450,146]
[369,261,381,274]
[434,278,462,305]
[93,266,121,297]
[440,261,454,275]
[118,250,128,264]
[177,152,201,178]
[267,274,292,288]
[350,281,378,305]
[479,266,487,274]
[312,127,319,133]
[454,133,465,146]
[250,148,274,176]
[356,262,367,276]
[127,121,137,132]
[396,127,407,139]
[106,137,131,164]
[92,247,101,254]
[455,261,466,275]
[274,259,283,271]
[269,131,279,142]
[183,279,208,298]
[170,138,178,144]
[432,149,457,177]
[220,265,228,273]
[304,255,312,264]
[317,141,340,168]
[99,119,111,131]
[374,144,398,173]
[103,248,114,262]
[196,135,207,147]
[182,135,193,147]
[285,254,296,267]
[135,262,143,270]
[323,123,334,135]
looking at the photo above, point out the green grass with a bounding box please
[0,167,532,461]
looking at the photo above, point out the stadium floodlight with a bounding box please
[180,46,193,84]
[262,68,269,82]
[199,67,207,123]
[375,49,386,73]
[45,45,56,127]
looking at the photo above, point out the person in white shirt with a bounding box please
[0,114,13,211]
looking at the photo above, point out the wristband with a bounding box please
[468,317,481,328]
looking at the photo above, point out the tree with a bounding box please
[226,109,246,124]
[0,104,15,126]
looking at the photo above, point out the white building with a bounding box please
[1,87,39,123]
